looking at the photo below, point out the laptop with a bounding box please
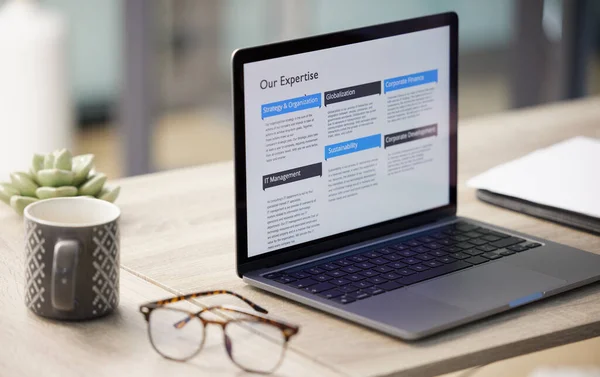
[231,12,600,340]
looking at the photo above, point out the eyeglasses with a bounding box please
[139,290,300,374]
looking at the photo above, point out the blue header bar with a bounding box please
[325,134,381,160]
[261,93,321,119]
[383,69,438,94]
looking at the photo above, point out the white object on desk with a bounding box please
[0,0,73,177]
[467,136,600,219]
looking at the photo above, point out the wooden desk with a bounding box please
[1,98,599,376]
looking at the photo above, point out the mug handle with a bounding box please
[51,240,80,311]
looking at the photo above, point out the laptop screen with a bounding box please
[243,26,450,258]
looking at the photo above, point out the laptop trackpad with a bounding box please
[410,261,566,312]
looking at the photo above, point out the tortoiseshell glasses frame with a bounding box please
[139,290,300,374]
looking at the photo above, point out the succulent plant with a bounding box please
[0,149,120,215]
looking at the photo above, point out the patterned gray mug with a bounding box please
[23,197,120,320]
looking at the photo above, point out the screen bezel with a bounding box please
[232,12,458,277]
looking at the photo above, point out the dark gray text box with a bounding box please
[263,162,322,190]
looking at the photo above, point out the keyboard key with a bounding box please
[409,264,430,272]
[346,274,365,282]
[334,259,353,267]
[455,242,475,250]
[352,291,371,300]
[482,235,501,242]
[464,248,484,256]
[364,286,386,295]
[362,251,381,259]
[481,252,502,260]
[488,231,510,239]
[353,281,374,289]
[319,289,344,299]
[424,260,443,268]
[374,265,394,273]
[367,276,388,285]
[291,278,318,289]
[507,244,528,252]
[290,271,311,279]
[443,229,463,236]
[348,255,367,263]
[391,244,410,251]
[333,296,356,304]
[430,232,447,240]
[337,285,359,293]
[437,256,456,264]
[444,246,464,253]
[304,267,325,275]
[404,240,421,247]
[450,252,470,260]
[522,242,542,249]
[264,273,281,279]
[429,250,448,257]
[468,238,488,246]
[396,261,471,285]
[499,249,516,256]
[379,281,404,291]
[327,270,347,278]
[425,242,444,249]
[465,256,489,265]
[490,237,526,248]
[377,248,396,255]
[320,263,339,271]
[305,282,336,294]
[438,239,455,246]
[417,236,436,243]
[464,231,484,238]
[355,262,376,269]
[455,223,479,232]
[451,235,471,242]
[476,244,498,252]
[371,258,389,265]
[415,254,435,261]
[397,250,417,257]
[382,253,403,261]
[313,274,332,282]
[475,228,492,234]
[274,276,297,284]
[330,278,351,286]
[412,246,430,254]
[381,272,401,280]
[402,257,420,265]
[387,261,407,269]
[359,269,379,277]
[396,268,415,276]
[341,266,362,274]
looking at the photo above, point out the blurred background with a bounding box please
[0,1,599,375]
[1,0,598,179]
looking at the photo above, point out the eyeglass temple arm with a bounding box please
[143,290,269,314]
[198,305,300,336]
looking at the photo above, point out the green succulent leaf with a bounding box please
[31,154,45,174]
[78,173,106,196]
[53,149,73,171]
[72,154,95,187]
[0,182,20,204]
[36,169,75,187]
[10,196,38,215]
[98,185,120,203]
[43,154,55,169]
[36,186,78,199]
[10,172,38,197]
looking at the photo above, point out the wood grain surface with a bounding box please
[0,202,344,377]
[1,97,599,377]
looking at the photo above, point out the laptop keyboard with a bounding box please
[263,222,542,304]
